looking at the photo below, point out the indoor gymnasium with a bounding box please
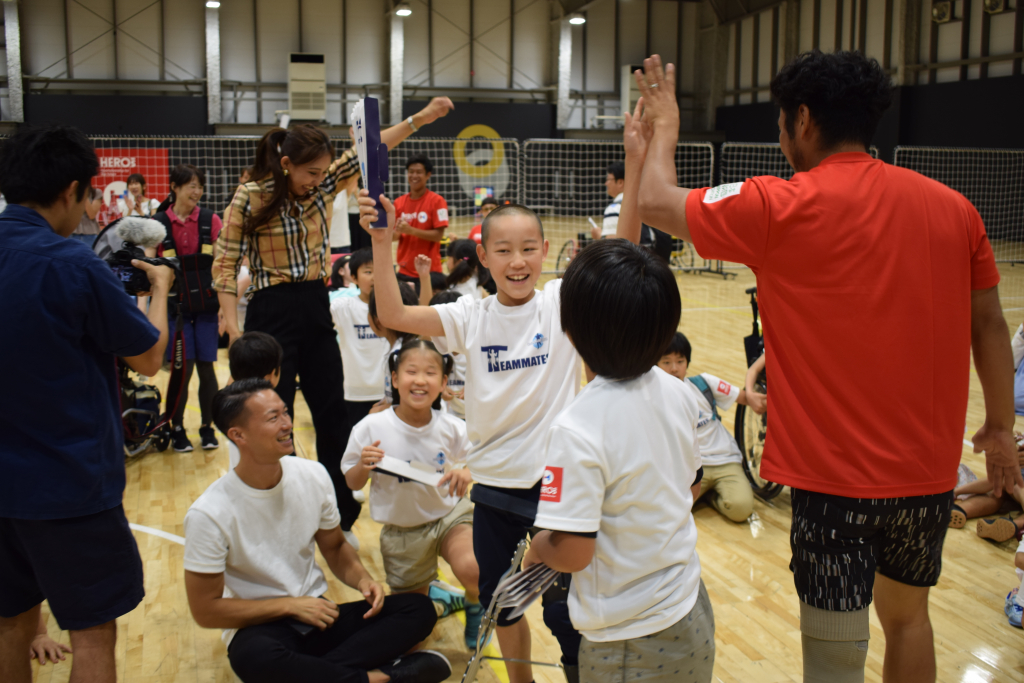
[1,1,1023,683]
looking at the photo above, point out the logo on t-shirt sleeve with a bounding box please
[540,467,563,503]
[718,380,732,395]
[703,182,743,204]
[437,208,449,222]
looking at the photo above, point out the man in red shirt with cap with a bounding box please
[632,51,1021,683]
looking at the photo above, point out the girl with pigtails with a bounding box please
[211,99,454,544]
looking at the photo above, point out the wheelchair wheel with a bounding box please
[153,424,171,453]
[669,239,695,269]
[555,240,575,274]
[734,380,784,500]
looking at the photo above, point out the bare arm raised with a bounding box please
[360,190,446,338]
[616,97,652,244]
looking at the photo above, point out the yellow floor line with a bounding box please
[437,568,509,683]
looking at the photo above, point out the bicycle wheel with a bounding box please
[555,240,575,274]
[734,379,784,500]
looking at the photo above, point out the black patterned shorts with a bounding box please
[789,488,954,611]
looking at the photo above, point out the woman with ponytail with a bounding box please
[211,98,454,543]
[444,238,488,300]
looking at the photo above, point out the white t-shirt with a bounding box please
[117,196,161,218]
[452,275,482,301]
[331,192,352,249]
[683,373,743,467]
[342,407,469,527]
[534,368,703,642]
[330,297,391,401]
[228,440,241,470]
[432,337,467,420]
[601,193,623,237]
[183,457,341,646]
[434,279,581,488]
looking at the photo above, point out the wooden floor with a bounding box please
[31,262,1024,683]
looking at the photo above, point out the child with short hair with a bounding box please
[657,331,763,523]
[360,191,582,683]
[225,331,283,471]
[342,340,482,647]
[329,247,392,427]
[525,238,714,683]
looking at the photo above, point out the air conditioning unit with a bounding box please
[931,1,953,22]
[288,53,326,121]
[621,64,645,119]
[983,0,1007,14]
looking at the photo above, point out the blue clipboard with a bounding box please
[351,97,390,228]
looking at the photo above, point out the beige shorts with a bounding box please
[580,579,715,683]
[380,496,474,592]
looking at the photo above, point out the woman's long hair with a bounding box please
[156,164,206,214]
[244,124,334,234]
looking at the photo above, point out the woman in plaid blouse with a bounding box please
[212,98,454,538]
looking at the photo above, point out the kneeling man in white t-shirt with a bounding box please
[183,378,451,683]
[525,239,715,683]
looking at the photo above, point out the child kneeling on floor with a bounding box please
[657,332,764,523]
[342,340,483,649]
[525,239,715,683]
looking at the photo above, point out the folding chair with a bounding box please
[461,539,568,683]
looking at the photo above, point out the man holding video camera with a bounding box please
[0,125,175,683]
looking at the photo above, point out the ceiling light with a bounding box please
[568,13,586,24]
[396,3,412,16]
[206,1,220,7]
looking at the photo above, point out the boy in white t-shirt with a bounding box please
[360,192,582,683]
[657,332,766,523]
[183,379,451,683]
[525,239,714,683]
[329,247,392,426]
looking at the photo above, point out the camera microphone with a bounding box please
[116,217,167,250]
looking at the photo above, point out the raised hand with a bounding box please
[418,97,455,125]
[623,96,653,161]
[633,54,679,130]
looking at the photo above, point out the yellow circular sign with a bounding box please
[453,124,505,179]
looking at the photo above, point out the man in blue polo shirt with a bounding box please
[0,125,175,683]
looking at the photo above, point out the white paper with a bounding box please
[350,100,369,183]
[375,455,445,488]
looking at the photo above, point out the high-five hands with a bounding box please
[633,55,679,130]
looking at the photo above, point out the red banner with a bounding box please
[93,148,170,226]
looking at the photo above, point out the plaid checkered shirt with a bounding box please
[212,147,360,297]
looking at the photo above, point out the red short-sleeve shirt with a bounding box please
[156,206,223,257]
[394,190,449,277]
[686,152,1000,498]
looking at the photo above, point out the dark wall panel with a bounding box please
[402,100,556,141]
[25,96,210,135]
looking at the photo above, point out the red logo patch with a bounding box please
[540,467,563,503]
[718,381,732,395]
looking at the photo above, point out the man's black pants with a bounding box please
[245,280,360,530]
[227,594,436,683]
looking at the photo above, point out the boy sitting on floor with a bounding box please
[657,332,765,523]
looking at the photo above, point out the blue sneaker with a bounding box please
[428,584,465,618]
[1006,589,1023,628]
[464,601,485,649]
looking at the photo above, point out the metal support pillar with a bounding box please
[556,18,572,129]
[3,1,23,122]
[205,6,222,124]
[895,0,921,85]
[390,11,404,125]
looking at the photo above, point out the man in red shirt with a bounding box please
[632,52,1021,683]
[393,154,448,293]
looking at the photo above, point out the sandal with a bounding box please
[977,515,1018,543]
[948,504,967,529]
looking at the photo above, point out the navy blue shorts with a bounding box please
[0,505,145,630]
[166,312,219,363]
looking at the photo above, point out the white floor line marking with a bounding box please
[964,439,974,448]
[129,523,185,545]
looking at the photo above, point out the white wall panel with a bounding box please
[650,1,678,62]
[864,0,886,64]
[431,0,470,87]
[301,0,343,84]
[116,0,162,80]
[799,0,815,52]
[757,11,773,101]
[987,12,1016,78]
[818,0,837,51]
[678,2,698,94]
[346,0,385,84]
[585,0,615,92]
[473,0,511,88]
[163,0,204,81]
[618,0,647,67]
[22,0,65,78]
[65,0,116,79]
[403,7,430,86]
[512,0,548,88]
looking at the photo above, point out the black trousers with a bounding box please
[165,360,218,426]
[245,281,361,530]
[348,213,371,252]
[227,593,436,683]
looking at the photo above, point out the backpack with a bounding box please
[686,375,719,422]
[154,209,220,315]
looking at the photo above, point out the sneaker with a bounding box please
[343,529,360,551]
[464,601,485,650]
[380,650,451,683]
[977,515,1018,543]
[949,504,967,529]
[428,583,465,618]
[199,425,219,450]
[1005,589,1023,628]
[171,425,193,453]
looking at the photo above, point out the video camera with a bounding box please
[104,217,179,296]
